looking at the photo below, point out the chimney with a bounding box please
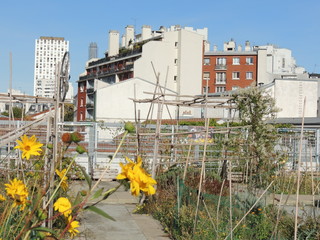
[121,35,125,48]
[108,30,119,57]
[142,25,152,40]
[213,45,217,52]
[125,25,135,48]
[237,45,242,52]
[245,40,251,51]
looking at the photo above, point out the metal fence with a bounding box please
[1,120,320,179]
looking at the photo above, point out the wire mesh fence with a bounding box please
[1,120,320,179]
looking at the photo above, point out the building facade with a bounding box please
[202,39,307,94]
[77,25,208,121]
[203,40,257,94]
[34,36,69,98]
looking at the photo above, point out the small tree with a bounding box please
[1,107,25,119]
[64,103,74,122]
[232,86,280,187]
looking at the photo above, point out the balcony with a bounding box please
[79,64,134,82]
[215,79,226,85]
[86,88,94,94]
[88,48,142,67]
[86,102,94,109]
[215,64,227,70]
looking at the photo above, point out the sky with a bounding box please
[0,0,319,95]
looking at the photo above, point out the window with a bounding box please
[246,72,253,79]
[80,83,84,92]
[282,58,285,68]
[203,86,210,93]
[216,57,226,66]
[233,57,240,65]
[203,72,210,80]
[80,98,84,107]
[175,42,178,47]
[216,72,226,84]
[216,86,226,92]
[204,58,210,65]
[174,59,178,65]
[246,57,254,65]
[174,76,177,82]
[232,72,240,79]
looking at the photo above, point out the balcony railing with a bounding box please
[215,79,226,85]
[215,64,227,70]
[88,48,142,67]
[86,103,94,109]
[86,88,94,94]
[79,64,134,82]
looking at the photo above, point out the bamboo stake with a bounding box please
[228,159,233,240]
[223,181,274,240]
[193,118,210,234]
[294,97,306,240]
[310,147,316,218]
[183,143,192,182]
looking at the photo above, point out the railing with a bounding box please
[215,64,227,70]
[79,64,134,82]
[86,88,94,94]
[215,79,226,84]
[88,48,142,67]
[86,103,94,109]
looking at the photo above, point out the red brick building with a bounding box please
[202,40,258,94]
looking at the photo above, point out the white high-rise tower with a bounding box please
[34,36,69,98]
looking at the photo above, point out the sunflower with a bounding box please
[55,169,69,191]
[4,178,29,210]
[54,197,72,217]
[67,216,80,238]
[14,135,43,160]
[117,156,156,196]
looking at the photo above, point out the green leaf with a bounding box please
[85,206,115,221]
[31,227,57,236]
[80,166,92,190]
[102,187,117,200]
[91,187,104,200]
[73,191,83,206]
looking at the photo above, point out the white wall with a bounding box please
[178,30,203,96]
[134,40,176,89]
[95,78,177,122]
[273,79,318,118]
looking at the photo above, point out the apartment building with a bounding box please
[77,25,208,121]
[34,36,69,98]
[202,39,307,94]
[203,40,257,94]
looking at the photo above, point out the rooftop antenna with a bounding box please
[312,64,317,73]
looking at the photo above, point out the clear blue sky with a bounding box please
[0,0,319,95]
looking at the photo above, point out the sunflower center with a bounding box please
[25,145,31,151]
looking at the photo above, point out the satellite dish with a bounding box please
[59,52,70,102]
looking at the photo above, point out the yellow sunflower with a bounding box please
[55,169,69,191]
[67,215,80,238]
[117,156,156,196]
[54,197,72,217]
[4,178,29,210]
[14,135,43,160]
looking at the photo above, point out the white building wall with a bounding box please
[273,79,318,118]
[95,78,177,121]
[134,38,176,90]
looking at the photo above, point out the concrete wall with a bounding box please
[95,78,177,122]
[273,79,318,118]
[178,29,203,96]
